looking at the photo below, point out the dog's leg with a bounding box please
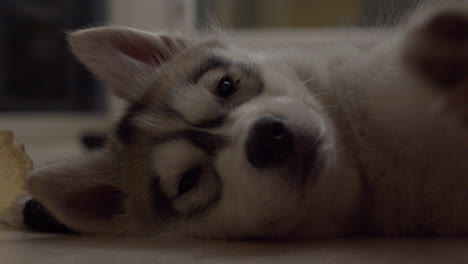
[347,4,468,236]
[402,4,468,128]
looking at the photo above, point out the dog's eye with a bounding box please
[217,77,237,99]
[177,167,201,196]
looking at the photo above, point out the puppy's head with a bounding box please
[25,27,347,239]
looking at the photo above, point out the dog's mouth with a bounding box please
[285,142,322,185]
[300,149,320,182]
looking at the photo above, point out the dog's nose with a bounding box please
[246,116,292,168]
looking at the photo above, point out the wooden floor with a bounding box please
[1,224,467,264]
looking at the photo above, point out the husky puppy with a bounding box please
[7,4,468,239]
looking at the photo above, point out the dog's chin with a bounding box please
[282,138,324,186]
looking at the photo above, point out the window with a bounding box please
[184,0,419,48]
[0,0,107,113]
[196,0,420,29]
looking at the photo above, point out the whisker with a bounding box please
[288,76,316,96]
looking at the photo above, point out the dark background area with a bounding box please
[0,0,107,112]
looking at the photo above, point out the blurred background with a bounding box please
[0,0,427,166]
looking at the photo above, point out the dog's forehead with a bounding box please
[143,45,222,107]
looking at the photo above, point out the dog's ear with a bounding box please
[27,154,126,234]
[68,27,189,102]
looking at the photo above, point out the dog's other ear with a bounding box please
[27,154,126,234]
[68,27,189,102]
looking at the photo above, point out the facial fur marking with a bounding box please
[192,115,226,129]
[161,101,182,118]
[185,181,222,218]
[155,130,228,155]
[151,177,177,220]
[181,167,222,218]
[180,130,228,155]
[238,62,265,97]
[116,103,145,144]
[190,56,231,84]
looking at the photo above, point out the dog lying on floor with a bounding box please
[7,3,468,239]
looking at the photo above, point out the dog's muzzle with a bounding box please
[246,116,292,168]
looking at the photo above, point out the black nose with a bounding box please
[246,116,292,168]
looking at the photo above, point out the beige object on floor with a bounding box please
[0,131,32,217]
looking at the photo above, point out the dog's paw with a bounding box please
[404,4,468,87]
[3,193,30,230]
[403,5,468,126]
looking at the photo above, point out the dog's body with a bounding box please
[7,4,468,239]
